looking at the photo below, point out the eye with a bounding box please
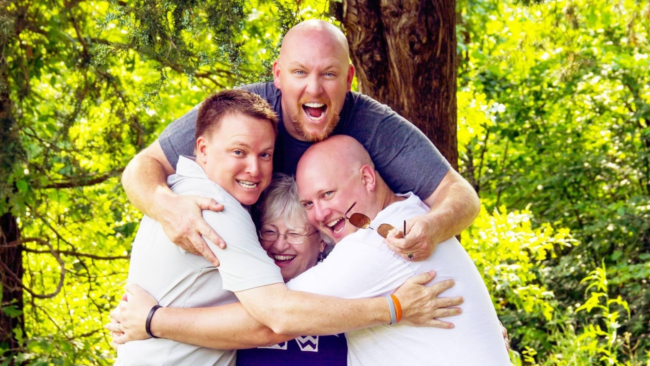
[233,149,245,156]
[302,201,313,209]
[293,70,306,76]
[324,72,336,77]
[260,152,272,159]
[323,191,333,198]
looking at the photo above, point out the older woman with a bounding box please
[237,173,347,366]
[257,173,327,282]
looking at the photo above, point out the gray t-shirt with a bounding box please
[159,82,451,200]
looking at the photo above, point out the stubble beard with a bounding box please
[291,111,341,142]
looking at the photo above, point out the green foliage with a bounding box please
[458,0,650,363]
[1,0,648,363]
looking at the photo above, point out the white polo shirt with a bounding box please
[287,193,510,366]
[117,156,284,366]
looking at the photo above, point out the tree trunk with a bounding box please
[337,0,458,169]
[0,29,24,350]
[0,212,23,351]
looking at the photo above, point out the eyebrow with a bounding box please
[288,60,341,71]
[229,141,252,149]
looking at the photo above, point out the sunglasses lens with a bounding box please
[377,223,395,238]
[349,213,371,229]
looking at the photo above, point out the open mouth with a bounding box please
[325,217,346,236]
[272,254,297,267]
[302,102,328,122]
[236,180,259,190]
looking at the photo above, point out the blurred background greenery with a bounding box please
[0,0,648,364]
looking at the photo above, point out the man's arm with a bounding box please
[385,169,480,261]
[121,141,225,265]
[110,272,461,349]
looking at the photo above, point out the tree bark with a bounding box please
[338,0,458,169]
[0,212,23,351]
[0,23,24,349]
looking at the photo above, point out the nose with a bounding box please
[312,202,330,224]
[246,156,260,177]
[272,233,292,252]
[305,73,323,96]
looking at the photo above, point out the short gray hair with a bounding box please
[257,173,333,247]
[258,173,308,230]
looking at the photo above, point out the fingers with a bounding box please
[187,230,220,267]
[105,322,120,333]
[125,283,147,297]
[421,319,456,329]
[196,197,224,213]
[431,305,462,318]
[405,270,437,286]
[196,217,226,251]
[428,278,456,295]
[188,225,221,267]
[112,332,131,345]
[431,295,463,309]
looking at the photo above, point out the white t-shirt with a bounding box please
[287,193,510,366]
[117,156,284,366]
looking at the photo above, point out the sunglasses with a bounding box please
[344,202,405,239]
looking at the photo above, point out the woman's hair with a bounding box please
[255,173,333,247]
[257,173,308,230]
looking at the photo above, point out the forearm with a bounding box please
[151,302,292,350]
[151,291,389,349]
[424,172,480,245]
[121,141,175,218]
[238,285,389,336]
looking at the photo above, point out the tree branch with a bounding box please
[42,167,125,189]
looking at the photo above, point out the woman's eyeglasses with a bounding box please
[259,229,319,245]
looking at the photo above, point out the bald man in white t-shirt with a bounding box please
[291,135,510,366]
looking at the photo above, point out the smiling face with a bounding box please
[296,136,381,243]
[273,21,354,142]
[260,217,324,282]
[196,112,275,205]
[297,166,371,243]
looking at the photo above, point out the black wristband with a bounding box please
[146,305,162,339]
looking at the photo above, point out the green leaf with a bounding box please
[16,180,28,193]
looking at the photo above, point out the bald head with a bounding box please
[296,136,396,243]
[298,135,373,182]
[280,20,350,64]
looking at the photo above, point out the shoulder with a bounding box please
[238,82,281,106]
[338,92,421,144]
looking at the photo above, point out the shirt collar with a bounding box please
[175,155,210,180]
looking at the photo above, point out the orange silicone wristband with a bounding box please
[391,294,402,323]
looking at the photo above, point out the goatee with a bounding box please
[291,112,340,142]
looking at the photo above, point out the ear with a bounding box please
[273,60,282,90]
[359,165,376,192]
[319,240,326,253]
[346,64,355,91]
[196,136,208,164]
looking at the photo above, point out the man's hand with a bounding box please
[105,284,159,344]
[385,216,437,262]
[393,270,462,328]
[155,192,225,266]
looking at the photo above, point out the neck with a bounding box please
[368,179,404,221]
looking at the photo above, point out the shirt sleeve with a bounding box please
[201,203,284,292]
[159,105,200,171]
[286,239,415,299]
[343,94,452,200]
